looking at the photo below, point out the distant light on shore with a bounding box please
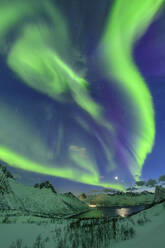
[88,204,97,208]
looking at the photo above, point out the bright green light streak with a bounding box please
[0,146,124,191]
[101,0,164,178]
[0,0,118,189]
[7,23,104,123]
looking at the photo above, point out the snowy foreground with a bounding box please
[0,169,165,247]
[0,201,165,248]
[113,201,165,248]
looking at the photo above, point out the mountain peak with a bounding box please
[34,181,56,194]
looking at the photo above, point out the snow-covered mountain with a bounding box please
[81,191,154,207]
[0,168,89,218]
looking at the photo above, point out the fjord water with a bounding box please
[76,205,147,218]
[97,205,146,217]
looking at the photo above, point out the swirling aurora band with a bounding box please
[101,0,164,179]
[0,146,124,191]
[0,0,163,190]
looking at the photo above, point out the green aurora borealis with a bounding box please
[101,0,164,180]
[0,0,164,190]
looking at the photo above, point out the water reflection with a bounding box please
[76,206,146,218]
[97,205,145,218]
[116,208,130,217]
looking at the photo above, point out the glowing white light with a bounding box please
[88,204,97,208]
[114,176,118,180]
[117,208,129,218]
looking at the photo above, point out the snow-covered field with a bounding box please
[113,201,165,248]
[0,201,164,248]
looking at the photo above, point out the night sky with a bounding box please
[0,0,165,193]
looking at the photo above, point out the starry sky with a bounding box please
[0,0,165,194]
